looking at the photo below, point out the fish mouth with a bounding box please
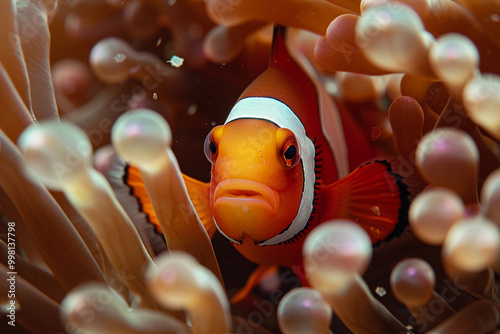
[213,179,280,215]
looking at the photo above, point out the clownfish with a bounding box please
[121,26,413,301]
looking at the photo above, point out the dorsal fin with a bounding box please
[271,25,289,65]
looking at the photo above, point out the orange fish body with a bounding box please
[202,27,408,269]
[123,27,411,284]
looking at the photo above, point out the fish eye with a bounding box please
[282,141,300,167]
[284,144,297,161]
[209,140,217,155]
[276,128,300,168]
[204,132,217,163]
[204,125,224,164]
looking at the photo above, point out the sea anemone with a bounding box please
[1,0,500,333]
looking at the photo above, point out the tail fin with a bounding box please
[320,158,423,244]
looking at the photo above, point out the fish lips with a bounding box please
[212,179,282,242]
[213,179,280,215]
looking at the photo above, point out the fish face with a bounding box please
[205,119,304,244]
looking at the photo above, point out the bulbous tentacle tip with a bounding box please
[146,251,232,332]
[60,282,129,329]
[481,168,500,225]
[146,252,201,309]
[463,74,500,140]
[443,216,500,273]
[356,3,434,76]
[278,287,332,334]
[390,258,436,307]
[303,220,372,292]
[90,37,172,84]
[409,188,464,246]
[416,128,479,204]
[89,37,140,83]
[112,108,172,172]
[17,120,93,190]
[430,33,479,87]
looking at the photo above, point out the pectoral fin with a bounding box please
[182,174,216,238]
[320,159,417,243]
